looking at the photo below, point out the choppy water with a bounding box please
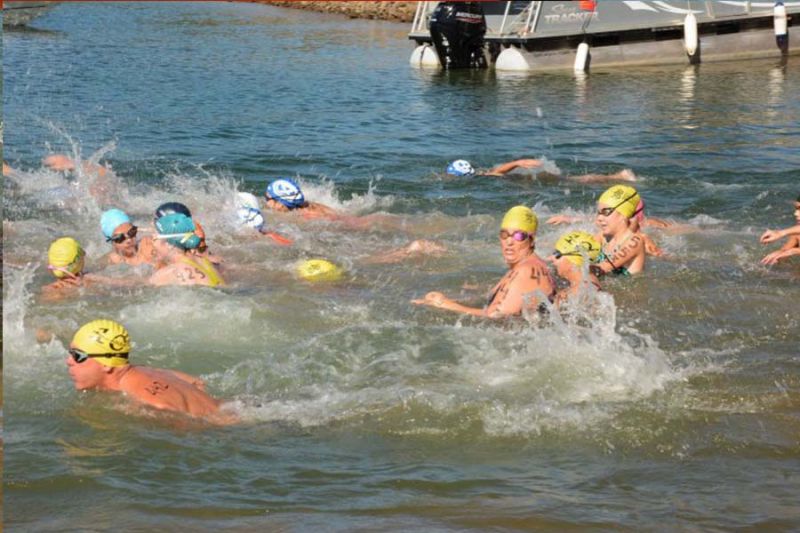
[3,2,799,531]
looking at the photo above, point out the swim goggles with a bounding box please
[598,191,638,217]
[68,348,129,364]
[107,225,138,244]
[499,230,532,241]
[552,250,581,260]
[47,265,80,279]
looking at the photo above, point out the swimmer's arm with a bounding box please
[258,227,294,246]
[761,242,800,265]
[411,291,487,317]
[484,159,542,177]
[642,233,665,257]
[761,225,800,244]
[83,273,139,287]
[546,214,587,225]
[643,217,672,229]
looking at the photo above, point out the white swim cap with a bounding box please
[237,192,264,229]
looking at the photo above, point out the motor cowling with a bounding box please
[429,2,487,69]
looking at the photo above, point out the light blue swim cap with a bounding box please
[101,208,131,239]
[155,213,201,250]
[446,160,475,177]
[266,178,305,209]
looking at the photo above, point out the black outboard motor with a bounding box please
[429,2,487,69]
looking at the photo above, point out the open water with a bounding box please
[3,2,799,531]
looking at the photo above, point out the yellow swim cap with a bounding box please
[501,205,538,234]
[47,237,85,279]
[297,259,343,282]
[71,319,131,367]
[598,185,640,219]
[555,231,602,267]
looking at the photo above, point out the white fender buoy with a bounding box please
[410,44,441,68]
[774,1,789,52]
[495,47,531,71]
[574,42,590,72]
[684,12,698,58]
[774,1,788,36]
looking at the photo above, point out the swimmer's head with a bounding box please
[48,237,85,279]
[554,231,601,267]
[297,258,343,282]
[100,208,131,239]
[598,185,640,219]
[501,205,538,235]
[265,179,305,210]
[154,202,192,223]
[446,160,475,177]
[633,199,645,224]
[70,319,131,368]
[237,192,265,230]
[154,213,201,250]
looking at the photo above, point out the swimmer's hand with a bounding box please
[760,229,783,244]
[760,249,791,265]
[547,215,581,225]
[411,291,450,309]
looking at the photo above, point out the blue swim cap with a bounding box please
[101,209,131,239]
[266,178,305,209]
[446,160,475,177]
[155,213,201,250]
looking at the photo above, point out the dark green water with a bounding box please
[3,2,799,531]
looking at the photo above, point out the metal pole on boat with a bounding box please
[524,1,536,35]
[499,1,512,35]
[411,2,422,32]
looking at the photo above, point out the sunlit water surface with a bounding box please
[3,2,799,531]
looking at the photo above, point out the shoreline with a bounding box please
[245,1,417,22]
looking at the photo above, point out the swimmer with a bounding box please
[236,192,293,245]
[760,195,800,265]
[592,185,647,276]
[149,213,225,287]
[42,237,133,300]
[546,231,602,306]
[153,201,223,264]
[262,178,340,220]
[412,206,555,318]
[363,239,447,264]
[549,197,666,258]
[101,208,156,266]
[446,158,637,183]
[42,153,120,205]
[65,319,233,423]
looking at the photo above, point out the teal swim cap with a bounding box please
[101,208,131,239]
[155,213,201,250]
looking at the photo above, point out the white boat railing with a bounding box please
[410,1,438,35]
